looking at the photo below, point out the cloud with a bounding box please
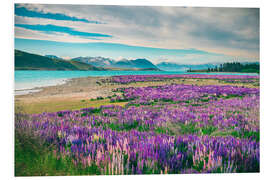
[15,4,102,24]
[15,24,112,38]
[15,27,98,43]
[14,4,260,61]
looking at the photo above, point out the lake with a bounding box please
[15,70,259,95]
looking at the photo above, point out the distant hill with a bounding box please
[156,62,216,71]
[72,56,160,70]
[15,50,104,71]
[72,56,115,67]
[112,58,158,69]
[44,55,63,60]
[105,67,161,71]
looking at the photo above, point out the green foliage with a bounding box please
[231,130,259,141]
[106,121,140,131]
[161,98,174,103]
[201,126,218,135]
[15,132,101,176]
[96,96,104,100]
[192,160,204,172]
[192,62,259,73]
[191,104,201,107]
[200,98,210,102]
[214,62,259,73]
[241,69,259,73]
[110,98,128,103]
[221,94,243,99]
[179,123,199,135]
[154,126,174,135]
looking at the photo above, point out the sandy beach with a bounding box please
[15,76,116,114]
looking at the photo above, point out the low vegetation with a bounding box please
[15,74,260,175]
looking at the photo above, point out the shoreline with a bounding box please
[15,78,70,96]
[15,71,259,95]
[15,76,111,98]
[15,76,118,114]
[15,74,259,114]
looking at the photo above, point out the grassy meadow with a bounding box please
[15,74,260,175]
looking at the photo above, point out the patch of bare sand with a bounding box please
[16,77,113,103]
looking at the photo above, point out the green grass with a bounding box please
[201,126,218,135]
[211,130,259,141]
[16,98,127,114]
[105,121,140,131]
[15,131,101,176]
[178,123,199,135]
[231,130,260,141]
[154,126,175,135]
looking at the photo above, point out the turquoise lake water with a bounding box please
[15,70,259,95]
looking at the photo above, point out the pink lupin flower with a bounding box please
[108,162,111,175]
[207,151,212,169]
[87,155,92,166]
[164,166,168,174]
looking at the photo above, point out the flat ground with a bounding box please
[14,75,260,175]
[15,76,259,114]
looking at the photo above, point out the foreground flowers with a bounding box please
[111,74,259,84]
[15,75,260,174]
[16,116,259,174]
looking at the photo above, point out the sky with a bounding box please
[14,4,260,64]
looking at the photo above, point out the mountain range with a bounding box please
[71,56,115,68]
[71,56,220,71]
[15,50,160,71]
[71,57,158,70]
[15,50,104,71]
[71,56,223,71]
[17,49,253,72]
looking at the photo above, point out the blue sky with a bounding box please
[14,4,259,64]
[15,24,112,38]
[15,5,99,23]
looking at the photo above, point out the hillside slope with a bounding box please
[15,50,104,71]
[72,56,159,70]
[112,58,158,69]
